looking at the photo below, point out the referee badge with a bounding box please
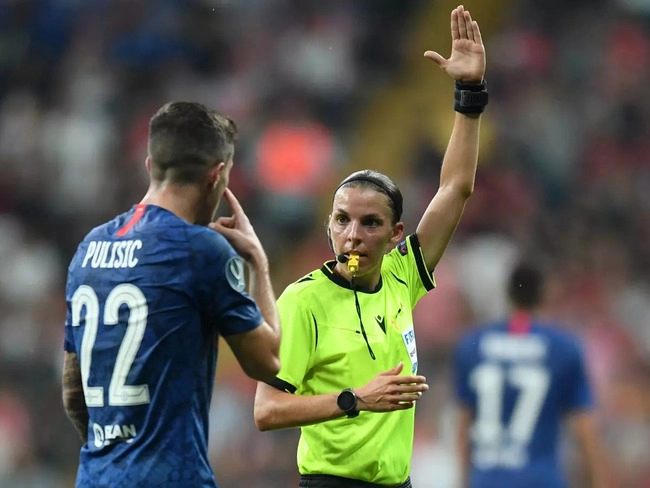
[402,326,418,373]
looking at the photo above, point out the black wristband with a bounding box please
[454,79,488,114]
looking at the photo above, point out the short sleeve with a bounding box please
[383,233,436,309]
[193,231,263,337]
[453,338,474,406]
[64,254,82,353]
[272,287,316,394]
[560,339,594,413]
[63,302,75,353]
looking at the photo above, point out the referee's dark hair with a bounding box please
[335,170,403,225]
[508,261,545,309]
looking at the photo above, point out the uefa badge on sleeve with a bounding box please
[225,257,246,292]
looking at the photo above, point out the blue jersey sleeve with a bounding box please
[192,230,263,336]
[453,337,475,406]
[63,243,86,353]
[63,303,75,352]
[560,338,594,413]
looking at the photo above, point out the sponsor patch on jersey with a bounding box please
[397,240,408,255]
[225,257,246,292]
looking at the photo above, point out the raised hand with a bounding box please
[424,5,485,83]
[209,188,265,264]
[354,362,429,413]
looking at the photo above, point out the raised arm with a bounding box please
[417,5,486,272]
[62,351,89,443]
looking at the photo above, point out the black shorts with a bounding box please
[299,474,412,488]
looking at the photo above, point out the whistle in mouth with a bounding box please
[348,254,360,276]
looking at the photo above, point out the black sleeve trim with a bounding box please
[267,377,297,394]
[312,312,318,350]
[409,233,435,291]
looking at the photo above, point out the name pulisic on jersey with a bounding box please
[81,240,143,269]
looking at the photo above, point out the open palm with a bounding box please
[424,5,486,83]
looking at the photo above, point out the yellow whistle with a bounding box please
[348,254,360,276]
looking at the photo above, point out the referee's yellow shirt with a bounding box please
[273,233,435,485]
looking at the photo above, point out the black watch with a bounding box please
[337,388,359,418]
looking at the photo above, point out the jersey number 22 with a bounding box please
[70,284,151,407]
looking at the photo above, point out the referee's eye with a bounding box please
[362,217,382,228]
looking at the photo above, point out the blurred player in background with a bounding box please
[453,260,615,488]
[254,6,488,487]
[61,102,281,487]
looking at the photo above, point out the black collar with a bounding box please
[321,261,383,294]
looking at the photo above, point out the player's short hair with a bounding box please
[508,261,544,308]
[148,102,237,184]
[335,170,403,224]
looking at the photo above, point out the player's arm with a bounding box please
[224,253,281,384]
[212,188,281,383]
[225,264,280,381]
[254,362,427,431]
[61,351,88,443]
[416,6,486,272]
[563,338,618,488]
[569,410,617,488]
[456,405,473,488]
[453,340,474,488]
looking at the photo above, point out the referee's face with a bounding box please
[329,187,404,282]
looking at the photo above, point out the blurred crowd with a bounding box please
[0,0,649,486]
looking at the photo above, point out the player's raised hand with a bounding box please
[424,5,485,83]
[354,362,428,413]
[210,188,265,263]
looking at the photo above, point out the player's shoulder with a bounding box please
[185,224,232,254]
[452,323,501,371]
[81,216,123,243]
[140,207,235,260]
[463,321,505,341]
[75,207,147,244]
[455,320,514,356]
[532,322,584,352]
[70,214,126,261]
[182,227,244,288]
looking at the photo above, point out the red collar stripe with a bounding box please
[508,311,532,335]
[116,204,146,237]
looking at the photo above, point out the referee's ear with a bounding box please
[389,222,405,247]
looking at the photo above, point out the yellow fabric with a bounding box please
[276,234,435,484]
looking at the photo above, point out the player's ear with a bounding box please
[145,157,152,172]
[209,162,226,189]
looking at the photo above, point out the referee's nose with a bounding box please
[346,220,362,247]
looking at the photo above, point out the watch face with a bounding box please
[338,390,355,411]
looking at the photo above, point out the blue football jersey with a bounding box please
[453,317,593,488]
[64,204,263,488]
